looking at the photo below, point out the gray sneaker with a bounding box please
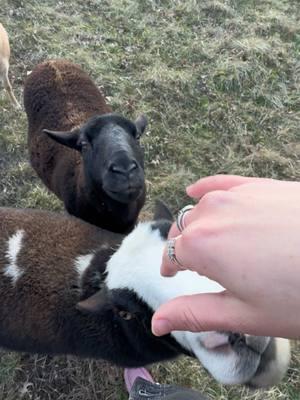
[129,377,208,400]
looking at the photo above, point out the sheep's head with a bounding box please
[43,113,147,204]
[76,285,188,367]
[75,201,291,387]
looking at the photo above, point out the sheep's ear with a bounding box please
[43,128,81,151]
[135,114,147,138]
[76,291,107,314]
[153,200,173,222]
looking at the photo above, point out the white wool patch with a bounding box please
[105,222,266,385]
[106,222,223,310]
[74,253,94,279]
[249,338,291,388]
[4,230,25,285]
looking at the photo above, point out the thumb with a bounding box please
[152,292,253,336]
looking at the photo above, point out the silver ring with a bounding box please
[176,205,194,232]
[167,238,184,268]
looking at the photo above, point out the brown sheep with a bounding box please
[0,23,20,108]
[0,204,291,387]
[24,59,147,233]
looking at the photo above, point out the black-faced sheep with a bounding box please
[23,59,147,233]
[0,204,290,388]
[0,23,21,108]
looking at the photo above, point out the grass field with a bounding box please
[0,0,300,399]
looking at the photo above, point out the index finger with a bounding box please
[187,175,269,199]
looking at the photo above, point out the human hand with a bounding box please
[152,175,300,339]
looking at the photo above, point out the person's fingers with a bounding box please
[164,192,232,276]
[169,204,198,240]
[152,292,243,335]
[151,292,265,337]
[161,216,225,279]
[168,221,181,239]
[161,224,209,278]
[182,190,235,229]
[186,175,271,199]
[160,234,184,277]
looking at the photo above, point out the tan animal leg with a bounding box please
[3,70,21,109]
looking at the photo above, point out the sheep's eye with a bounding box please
[119,310,133,321]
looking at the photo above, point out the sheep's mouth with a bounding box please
[105,187,143,203]
[199,332,267,356]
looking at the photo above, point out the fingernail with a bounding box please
[152,319,172,336]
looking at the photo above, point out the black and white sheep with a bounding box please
[0,23,21,108]
[0,204,290,388]
[23,59,147,233]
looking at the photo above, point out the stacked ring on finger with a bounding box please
[167,237,184,268]
[176,204,194,232]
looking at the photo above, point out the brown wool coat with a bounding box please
[24,60,111,195]
[0,207,121,354]
[24,60,146,233]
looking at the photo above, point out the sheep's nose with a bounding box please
[109,161,138,175]
[228,333,245,346]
